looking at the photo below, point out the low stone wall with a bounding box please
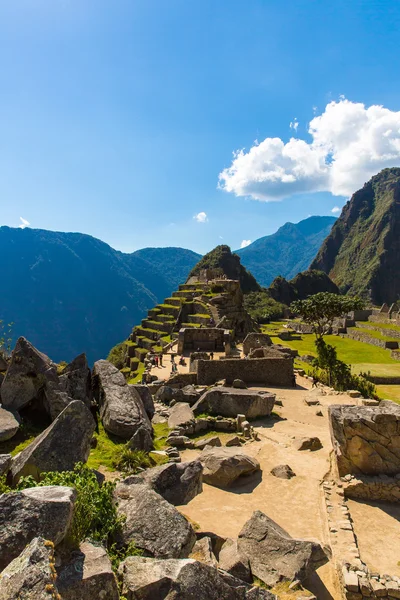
[340,562,400,599]
[343,474,400,503]
[195,356,294,386]
[346,329,398,349]
[289,322,314,334]
[170,416,237,436]
[358,322,400,340]
[177,327,230,353]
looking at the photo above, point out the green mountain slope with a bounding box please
[132,246,201,291]
[236,216,336,287]
[310,168,400,304]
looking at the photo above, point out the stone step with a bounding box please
[135,326,160,340]
[148,307,162,319]
[152,313,175,324]
[187,314,210,325]
[136,336,155,351]
[156,304,180,317]
[179,283,208,291]
[141,319,174,334]
[163,297,183,307]
[172,290,197,299]
[135,347,149,362]
[181,322,202,328]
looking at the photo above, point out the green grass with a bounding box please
[128,362,145,384]
[272,333,399,365]
[152,422,170,450]
[161,335,172,344]
[348,326,398,342]
[87,422,126,471]
[0,420,45,456]
[376,384,400,403]
[367,321,400,332]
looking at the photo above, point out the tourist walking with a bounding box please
[210,351,214,360]
[159,353,163,367]
[154,355,159,368]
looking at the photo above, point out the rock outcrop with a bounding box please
[329,402,400,476]
[193,387,275,419]
[0,486,76,570]
[238,510,329,586]
[0,407,20,441]
[136,460,203,505]
[114,481,196,558]
[10,400,95,484]
[129,384,155,419]
[270,464,296,479]
[168,402,195,429]
[0,454,12,476]
[92,360,152,449]
[56,541,119,600]
[58,353,91,407]
[218,538,252,583]
[0,536,59,600]
[199,447,260,488]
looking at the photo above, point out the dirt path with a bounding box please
[178,377,358,599]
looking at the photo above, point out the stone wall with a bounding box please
[242,333,272,355]
[289,322,314,334]
[177,327,230,354]
[195,356,294,386]
[346,329,399,349]
[343,473,400,503]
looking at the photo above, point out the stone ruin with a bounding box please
[177,327,231,354]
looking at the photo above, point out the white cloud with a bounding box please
[240,239,251,248]
[290,118,299,131]
[218,98,400,201]
[194,211,208,223]
[18,217,30,229]
[331,206,341,214]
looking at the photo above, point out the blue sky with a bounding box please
[1,1,400,254]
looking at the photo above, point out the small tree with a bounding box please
[0,320,13,356]
[291,292,364,339]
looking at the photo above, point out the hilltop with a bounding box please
[311,167,400,304]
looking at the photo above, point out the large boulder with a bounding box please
[118,556,277,600]
[0,536,60,600]
[10,400,95,484]
[0,407,20,441]
[192,387,275,419]
[218,538,252,583]
[56,541,119,599]
[0,454,12,476]
[92,360,152,449]
[129,384,155,419]
[238,510,330,587]
[0,486,76,571]
[181,384,202,405]
[114,481,196,558]
[1,337,58,413]
[199,447,260,488]
[58,353,91,407]
[329,403,400,476]
[155,385,184,405]
[136,460,203,505]
[168,402,195,429]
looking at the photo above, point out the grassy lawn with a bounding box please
[0,420,45,456]
[367,321,400,332]
[351,363,400,377]
[271,333,398,365]
[348,326,398,342]
[376,384,400,403]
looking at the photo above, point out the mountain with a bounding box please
[310,168,400,304]
[268,270,339,305]
[187,244,260,293]
[0,227,199,364]
[236,216,336,287]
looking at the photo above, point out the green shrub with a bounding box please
[112,446,152,474]
[107,341,127,369]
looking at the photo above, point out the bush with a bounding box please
[112,446,152,475]
[243,290,285,323]
[107,342,127,369]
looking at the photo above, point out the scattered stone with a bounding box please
[315,409,323,417]
[168,402,195,429]
[293,437,322,451]
[0,486,76,570]
[0,536,59,600]
[129,384,155,419]
[195,436,222,450]
[232,379,247,389]
[154,385,183,405]
[348,390,362,398]
[304,398,321,406]
[167,435,191,448]
[0,454,12,476]
[56,541,119,600]
[58,353,91,407]
[10,400,95,484]
[134,460,203,505]
[226,436,242,447]
[342,567,359,592]
[0,407,20,442]
[274,398,283,406]
[238,510,330,587]
[190,536,218,568]
[193,387,275,419]
[114,481,196,558]
[92,360,152,449]
[218,538,252,583]
[270,464,296,479]
[181,384,202,405]
[329,403,400,476]
[199,446,260,488]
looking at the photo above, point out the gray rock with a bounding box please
[199,447,260,488]
[56,541,119,600]
[193,387,275,419]
[0,536,59,600]
[329,403,400,476]
[232,379,247,389]
[114,481,196,558]
[243,333,272,355]
[270,464,296,479]
[181,384,202,405]
[133,460,203,505]
[129,384,155,419]
[10,400,95,484]
[155,385,184,405]
[190,536,218,568]
[0,353,8,371]
[0,486,76,571]
[92,360,152,449]
[1,337,58,413]
[168,402,195,429]
[219,538,252,583]
[58,353,91,407]
[238,510,330,586]
[226,436,243,447]
[0,407,20,441]
[293,437,322,451]
[195,436,222,450]
[166,435,191,448]
[119,556,277,600]
[0,453,12,476]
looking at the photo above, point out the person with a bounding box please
[154,355,159,368]
[146,370,152,384]
[210,351,214,360]
[179,355,185,366]
[171,353,175,363]
[312,374,318,388]
[292,373,296,388]
[159,353,163,367]
[141,371,147,385]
